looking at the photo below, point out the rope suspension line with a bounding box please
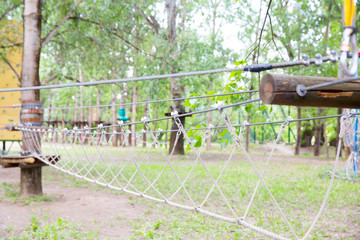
[0,53,338,93]
[44,90,258,111]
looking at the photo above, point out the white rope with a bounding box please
[16,108,347,240]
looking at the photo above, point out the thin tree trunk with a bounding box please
[314,121,321,156]
[95,88,101,144]
[112,89,117,146]
[20,0,43,197]
[153,108,158,133]
[206,81,213,150]
[131,87,138,147]
[295,106,301,155]
[246,115,250,152]
[79,69,84,131]
[166,0,184,155]
[143,102,148,147]
[47,90,52,126]
[74,91,78,126]
[324,118,329,159]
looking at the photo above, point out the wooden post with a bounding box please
[260,73,360,108]
[20,0,43,197]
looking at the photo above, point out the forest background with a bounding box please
[0,0,356,156]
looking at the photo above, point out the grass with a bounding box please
[5,216,98,240]
[0,182,60,205]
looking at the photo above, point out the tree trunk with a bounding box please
[166,0,184,155]
[246,115,250,152]
[96,88,101,144]
[323,118,329,159]
[131,87,138,147]
[112,90,117,146]
[79,69,85,144]
[206,81,213,150]
[143,102,148,147]
[74,91,78,126]
[314,124,321,156]
[295,107,301,155]
[20,0,43,197]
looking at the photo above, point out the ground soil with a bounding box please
[0,167,145,239]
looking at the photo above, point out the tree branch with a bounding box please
[0,53,20,82]
[41,74,78,85]
[69,16,167,62]
[256,0,272,64]
[134,5,160,35]
[41,74,58,85]
[41,0,83,47]
[0,3,21,21]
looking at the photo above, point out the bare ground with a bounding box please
[0,167,145,239]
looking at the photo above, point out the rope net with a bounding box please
[16,100,349,240]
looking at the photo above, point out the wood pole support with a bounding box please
[20,167,42,196]
[20,0,43,197]
[260,73,360,108]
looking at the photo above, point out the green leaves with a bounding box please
[185,124,206,152]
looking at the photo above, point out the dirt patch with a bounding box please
[0,168,145,239]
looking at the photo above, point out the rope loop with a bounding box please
[281,116,292,127]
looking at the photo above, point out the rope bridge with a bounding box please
[16,98,352,240]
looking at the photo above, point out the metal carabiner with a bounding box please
[340,28,358,76]
[340,0,358,76]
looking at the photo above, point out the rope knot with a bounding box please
[282,116,292,127]
[141,117,148,123]
[213,101,224,111]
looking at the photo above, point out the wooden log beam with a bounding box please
[1,157,35,164]
[260,73,360,108]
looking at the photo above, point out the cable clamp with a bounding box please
[330,50,338,62]
[314,53,323,66]
[296,84,307,97]
[302,54,310,66]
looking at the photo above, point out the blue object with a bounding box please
[119,108,129,122]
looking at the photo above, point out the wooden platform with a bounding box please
[0,155,60,168]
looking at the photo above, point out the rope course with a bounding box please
[0,0,358,237]
[16,100,354,240]
[0,29,354,237]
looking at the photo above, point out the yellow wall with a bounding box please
[0,21,22,141]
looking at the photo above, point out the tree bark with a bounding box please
[314,121,321,156]
[165,0,184,155]
[20,0,43,197]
